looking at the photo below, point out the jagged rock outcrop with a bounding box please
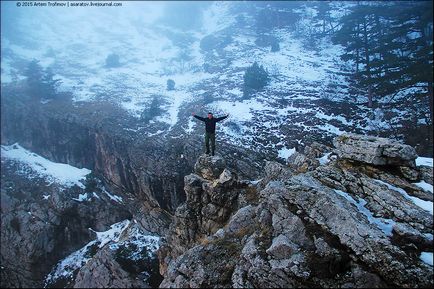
[286,151,320,173]
[158,155,254,277]
[159,134,433,288]
[193,155,227,180]
[304,141,333,159]
[73,247,146,288]
[72,222,161,289]
[160,155,248,273]
[0,159,131,288]
[419,166,433,185]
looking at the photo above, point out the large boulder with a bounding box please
[194,155,226,180]
[333,133,417,167]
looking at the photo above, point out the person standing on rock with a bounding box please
[191,112,229,156]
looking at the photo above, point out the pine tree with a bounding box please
[243,62,269,98]
[42,68,62,99]
[24,59,45,98]
[244,62,269,90]
[167,79,175,91]
[313,1,335,36]
[141,96,165,122]
[390,1,433,122]
[23,60,61,100]
[334,1,432,119]
[334,3,379,107]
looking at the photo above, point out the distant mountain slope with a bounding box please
[1,1,431,156]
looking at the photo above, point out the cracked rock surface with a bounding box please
[159,134,433,288]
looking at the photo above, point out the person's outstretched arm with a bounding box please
[215,114,229,122]
[192,112,206,121]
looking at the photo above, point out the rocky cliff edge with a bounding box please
[158,133,433,288]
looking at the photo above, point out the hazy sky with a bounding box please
[1,1,217,79]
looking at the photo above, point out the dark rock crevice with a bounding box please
[1,96,194,233]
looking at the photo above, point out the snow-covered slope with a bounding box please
[1,1,431,157]
[1,143,90,188]
[1,143,124,203]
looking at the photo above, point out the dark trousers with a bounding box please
[205,132,216,155]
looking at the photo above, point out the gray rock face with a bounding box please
[399,166,420,181]
[44,220,162,288]
[333,133,418,167]
[1,96,188,237]
[313,164,433,229]
[160,240,241,288]
[418,166,433,185]
[262,161,293,184]
[160,138,433,288]
[0,159,131,288]
[304,142,333,159]
[74,247,149,288]
[286,151,319,173]
[194,155,227,180]
[158,156,250,278]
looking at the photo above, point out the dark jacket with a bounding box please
[194,115,228,133]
